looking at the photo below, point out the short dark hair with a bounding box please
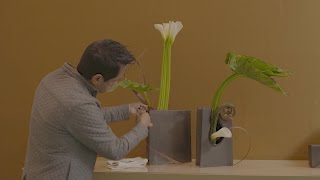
[77,39,135,81]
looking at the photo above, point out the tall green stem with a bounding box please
[158,41,167,109]
[158,38,172,110]
[165,40,172,109]
[210,73,242,144]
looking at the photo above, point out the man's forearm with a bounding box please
[102,104,130,123]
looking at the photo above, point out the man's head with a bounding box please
[77,39,135,93]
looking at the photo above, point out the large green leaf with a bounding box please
[117,79,152,93]
[225,52,290,95]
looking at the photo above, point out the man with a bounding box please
[22,39,152,180]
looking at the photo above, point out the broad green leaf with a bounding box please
[225,52,290,95]
[117,79,152,93]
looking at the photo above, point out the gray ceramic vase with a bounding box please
[308,144,320,168]
[196,104,235,167]
[147,110,192,165]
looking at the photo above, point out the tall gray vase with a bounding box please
[147,110,192,165]
[196,105,235,167]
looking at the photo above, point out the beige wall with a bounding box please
[1,0,320,179]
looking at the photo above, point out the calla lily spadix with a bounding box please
[154,21,183,110]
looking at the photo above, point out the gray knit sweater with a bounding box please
[22,63,148,180]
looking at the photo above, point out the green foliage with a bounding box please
[117,79,153,107]
[226,52,291,95]
[117,79,153,93]
[210,52,291,144]
[158,40,172,110]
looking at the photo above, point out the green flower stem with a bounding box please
[158,41,167,109]
[165,39,172,109]
[210,73,242,144]
[158,38,173,110]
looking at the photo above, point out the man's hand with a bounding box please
[129,102,148,115]
[137,112,153,128]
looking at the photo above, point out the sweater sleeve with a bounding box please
[66,103,148,160]
[102,104,130,123]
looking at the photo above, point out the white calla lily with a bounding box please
[154,21,183,42]
[170,21,183,41]
[154,24,166,39]
[211,127,232,140]
[155,21,183,110]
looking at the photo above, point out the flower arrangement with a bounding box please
[210,52,291,144]
[154,21,183,110]
[118,21,183,110]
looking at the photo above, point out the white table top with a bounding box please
[94,157,320,177]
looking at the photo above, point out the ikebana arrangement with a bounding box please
[118,22,291,167]
[118,21,191,165]
[196,52,290,167]
[210,52,290,143]
[118,21,184,110]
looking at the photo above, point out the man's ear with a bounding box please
[90,74,104,85]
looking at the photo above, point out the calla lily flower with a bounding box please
[116,21,183,110]
[154,21,183,42]
[154,21,183,110]
[211,127,232,140]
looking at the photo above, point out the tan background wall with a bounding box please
[1,0,320,179]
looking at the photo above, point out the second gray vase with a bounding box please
[196,105,235,167]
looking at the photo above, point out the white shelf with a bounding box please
[93,157,320,180]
